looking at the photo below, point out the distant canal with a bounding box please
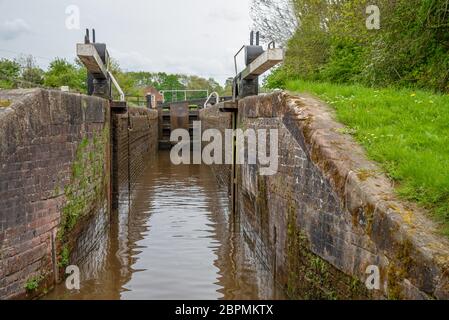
[46,151,285,300]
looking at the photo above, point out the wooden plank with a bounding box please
[219,101,238,113]
[170,102,190,131]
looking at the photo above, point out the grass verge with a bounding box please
[285,79,449,236]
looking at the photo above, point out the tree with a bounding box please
[207,78,223,95]
[155,73,186,101]
[223,78,233,96]
[17,55,44,86]
[250,0,298,46]
[108,59,140,97]
[185,75,224,98]
[109,70,225,101]
[0,59,21,89]
[265,0,449,93]
[127,71,156,88]
[44,58,87,93]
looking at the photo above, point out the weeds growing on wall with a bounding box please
[56,127,109,268]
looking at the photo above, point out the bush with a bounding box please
[319,39,368,83]
[0,59,21,89]
[44,58,87,93]
[268,0,449,93]
[264,67,291,89]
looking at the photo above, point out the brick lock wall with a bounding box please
[0,90,159,300]
[0,89,110,299]
[236,113,369,299]
[112,107,158,211]
[112,112,130,211]
[235,92,449,300]
[129,108,158,197]
[200,92,449,300]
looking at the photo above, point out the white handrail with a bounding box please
[204,92,220,109]
[108,71,125,102]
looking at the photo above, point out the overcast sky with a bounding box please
[0,0,252,84]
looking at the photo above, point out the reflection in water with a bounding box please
[46,151,285,300]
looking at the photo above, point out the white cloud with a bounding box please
[0,18,31,41]
[109,48,154,71]
[159,55,230,79]
[0,0,251,83]
[108,49,232,84]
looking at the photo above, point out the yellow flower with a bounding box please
[410,93,416,97]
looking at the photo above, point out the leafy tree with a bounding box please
[1,55,225,100]
[44,58,87,93]
[17,55,44,86]
[126,71,156,88]
[206,78,223,95]
[265,0,449,93]
[184,75,224,99]
[22,67,44,86]
[0,58,21,89]
[108,59,140,97]
[224,77,234,96]
[158,73,185,90]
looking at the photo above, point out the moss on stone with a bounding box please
[0,99,11,108]
[357,169,376,182]
[58,244,70,268]
[387,239,414,300]
[365,209,375,235]
[285,196,370,300]
[349,276,368,297]
[57,126,109,243]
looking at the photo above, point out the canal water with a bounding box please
[46,151,285,300]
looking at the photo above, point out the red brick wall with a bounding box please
[0,89,110,299]
[112,107,158,211]
[234,92,449,299]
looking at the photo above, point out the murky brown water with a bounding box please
[46,151,285,300]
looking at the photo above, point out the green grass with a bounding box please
[285,79,449,235]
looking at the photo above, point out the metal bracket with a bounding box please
[231,32,285,101]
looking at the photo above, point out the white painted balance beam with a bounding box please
[241,48,284,80]
[76,43,108,80]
